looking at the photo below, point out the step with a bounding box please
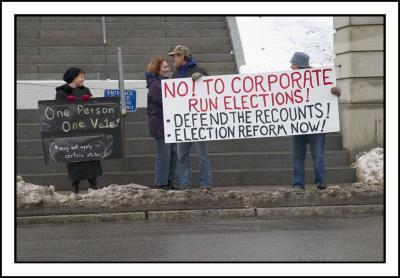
[16,21,228,31]
[17,37,231,47]
[16,16,166,23]
[17,53,235,64]
[17,29,230,40]
[19,167,355,189]
[39,16,166,22]
[165,16,226,22]
[16,135,344,157]
[137,136,343,154]
[17,150,350,174]
[111,16,225,22]
[16,70,238,81]
[16,16,40,22]
[20,16,226,23]
[17,45,232,56]
[17,62,236,73]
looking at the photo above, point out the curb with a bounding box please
[16,211,146,225]
[256,204,384,218]
[17,204,384,225]
[147,208,256,220]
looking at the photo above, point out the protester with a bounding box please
[145,57,178,190]
[55,67,102,194]
[168,45,212,191]
[290,52,341,190]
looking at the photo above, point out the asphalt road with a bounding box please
[16,214,384,262]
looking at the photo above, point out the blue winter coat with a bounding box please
[172,57,208,79]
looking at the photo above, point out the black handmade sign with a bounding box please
[43,134,113,163]
[38,97,122,164]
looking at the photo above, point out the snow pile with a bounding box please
[75,184,154,208]
[236,16,334,73]
[16,177,154,209]
[17,176,383,212]
[16,177,68,208]
[352,147,384,186]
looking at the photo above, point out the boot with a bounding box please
[88,177,98,190]
[317,183,327,190]
[72,181,80,194]
[154,184,170,190]
[167,179,178,190]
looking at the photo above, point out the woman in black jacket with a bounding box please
[55,67,103,194]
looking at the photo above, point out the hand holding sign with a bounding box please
[192,72,203,82]
[81,94,91,101]
[66,95,76,103]
[331,87,341,97]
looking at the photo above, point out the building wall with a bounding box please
[333,16,384,159]
[16,80,148,109]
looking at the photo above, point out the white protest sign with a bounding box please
[161,67,340,143]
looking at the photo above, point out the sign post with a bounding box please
[117,46,127,171]
[101,16,109,79]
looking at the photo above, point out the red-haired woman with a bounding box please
[145,57,177,190]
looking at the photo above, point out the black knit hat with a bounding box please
[63,67,85,83]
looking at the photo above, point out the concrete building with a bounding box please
[333,16,384,159]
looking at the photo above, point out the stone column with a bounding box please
[226,17,246,72]
[333,16,384,160]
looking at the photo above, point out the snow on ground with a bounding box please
[16,178,152,209]
[236,16,334,73]
[17,176,383,211]
[352,147,384,186]
[16,179,65,208]
[17,146,383,210]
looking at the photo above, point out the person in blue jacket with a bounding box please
[168,45,212,191]
[289,52,341,190]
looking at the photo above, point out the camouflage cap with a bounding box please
[168,45,192,58]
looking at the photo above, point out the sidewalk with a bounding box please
[17,181,384,224]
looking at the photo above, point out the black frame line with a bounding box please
[13,13,387,265]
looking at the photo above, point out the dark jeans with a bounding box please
[176,141,212,189]
[154,137,177,186]
[292,133,326,189]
